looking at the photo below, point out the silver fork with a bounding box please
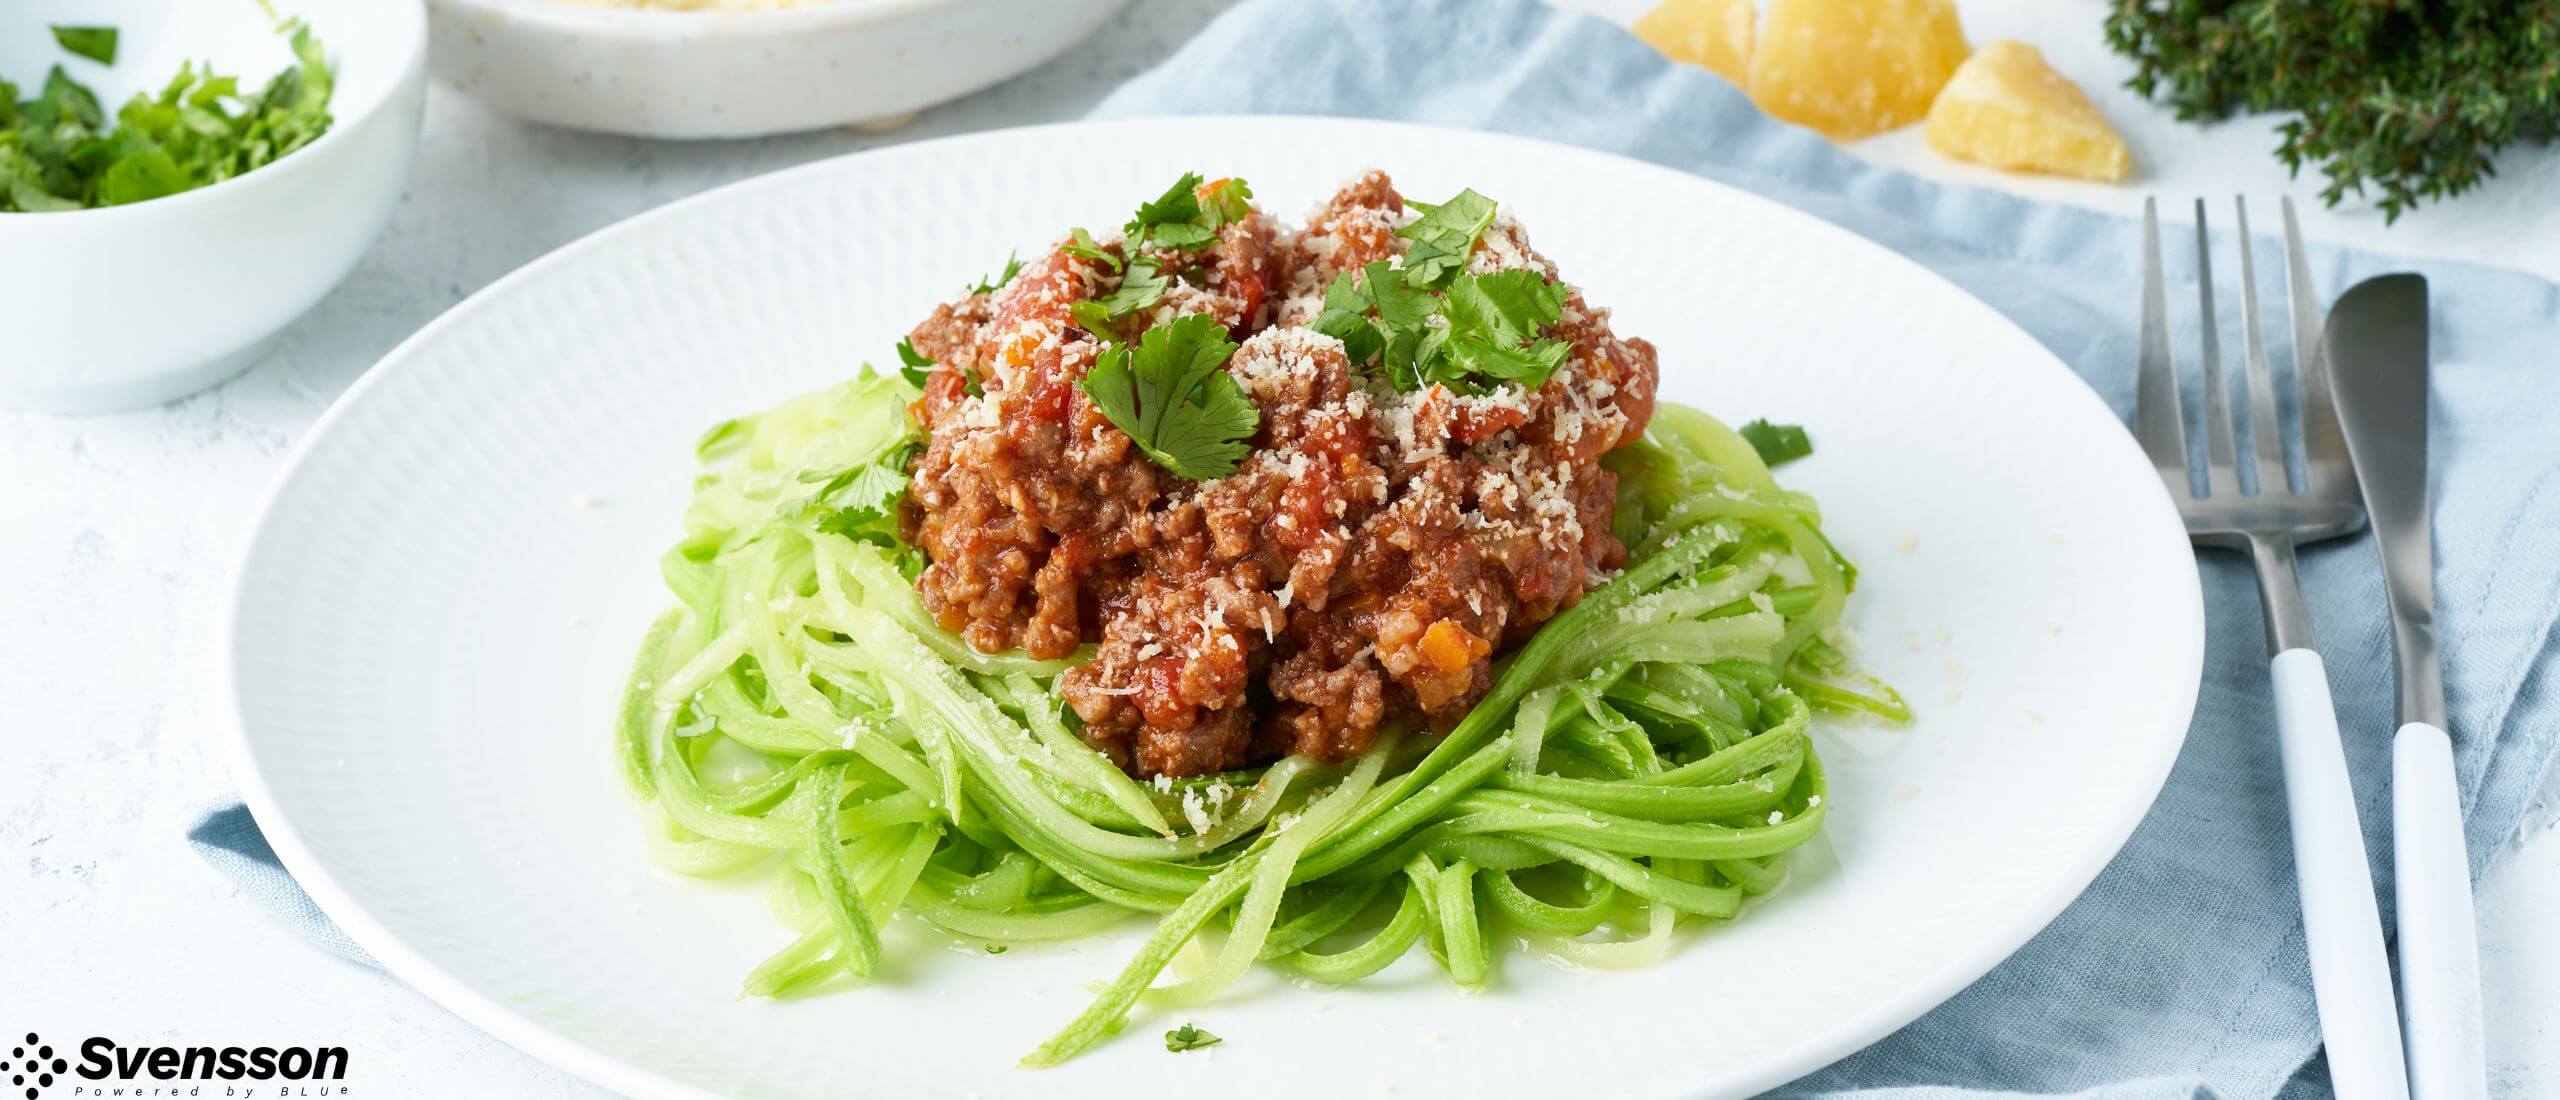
[2138,197,2410,1100]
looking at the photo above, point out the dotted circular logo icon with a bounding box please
[11,1033,67,1100]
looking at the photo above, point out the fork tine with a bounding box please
[2193,200,2242,498]
[2136,199,2190,495]
[2233,198,2289,494]
[2283,197,2351,493]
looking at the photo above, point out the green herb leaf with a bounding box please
[1131,173,1205,237]
[1071,259,1170,341]
[894,338,934,389]
[1443,269,1566,347]
[1146,222,1217,250]
[1427,268,1573,391]
[1441,331,1571,390]
[1315,245,1573,396]
[1739,419,1813,467]
[983,944,1008,955]
[100,148,189,205]
[1063,226,1123,272]
[788,439,922,548]
[2,21,332,213]
[38,65,103,128]
[1163,1023,1222,1053]
[1200,177,1253,226]
[1061,174,1260,341]
[2104,1,2558,221]
[50,26,118,66]
[964,251,1023,297]
[1362,260,1438,327]
[1395,188,1497,288]
[1311,274,1384,366]
[1121,173,1252,256]
[1079,313,1257,480]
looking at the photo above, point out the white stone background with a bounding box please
[4,0,2554,1095]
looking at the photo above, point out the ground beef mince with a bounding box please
[902,173,1660,778]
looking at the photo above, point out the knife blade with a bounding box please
[2324,273,2484,1100]
[2328,275,2443,730]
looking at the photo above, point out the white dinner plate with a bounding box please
[224,117,2203,1100]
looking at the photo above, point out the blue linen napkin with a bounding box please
[195,0,2560,1095]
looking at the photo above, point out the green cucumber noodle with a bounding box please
[619,367,1907,1065]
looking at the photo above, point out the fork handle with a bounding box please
[2393,721,2487,1099]
[2271,649,2411,1100]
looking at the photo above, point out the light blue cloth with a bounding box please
[193,1,2560,1095]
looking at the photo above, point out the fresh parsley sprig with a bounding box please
[1739,419,1814,466]
[49,26,118,66]
[1067,174,1255,340]
[1312,222,1573,396]
[1312,189,1572,394]
[785,433,923,573]
[1079,313,1259,481]
[1440,269,1572,386]
[1071,262,1171,340]
[893,338,935,388]
[1163,1023,1222,1052]
[894,336,980,398]
[1395,189,1497,288]
[3,21,332,212]
[963,251,1023,297]
[1062,226,1121,271]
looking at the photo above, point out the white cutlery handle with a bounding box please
[2393,721,2487,1099]
[2271,649,2411,1100]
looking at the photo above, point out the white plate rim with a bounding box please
[218,114,2206,1100]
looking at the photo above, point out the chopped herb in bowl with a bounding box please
[1,21,334,213]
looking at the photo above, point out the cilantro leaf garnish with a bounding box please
[1127,173,1252,250]
[1199,177,1253,226]
[1396,188,1497,288]
[1443,269,1565,345]
[1443,328,1571,389]
[1313,229,1575,396]
[1164,1023,1222,1052]
[893,337,978,397]
[1312,276,1386,366]
[894,338,934,388]
[1059,175,1257,339]
[50,26,118,66]
[1070,259,1170,341]
[1437,269,1571,388]
[1063,227,1123,272]
[787,438,921,551]
[3,20,332,212]
[1131,173,1205,236]
[963,251,1022,297]
[1079,314,1258,480]
[1739,419,1814,467]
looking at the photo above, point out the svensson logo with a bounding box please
[13,1035,68,1099]
[12,1033,349,1098]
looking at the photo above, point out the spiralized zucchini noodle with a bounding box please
[619,368,1905,1065]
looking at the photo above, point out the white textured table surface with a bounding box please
[4,1,2553,1096]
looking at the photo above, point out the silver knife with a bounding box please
[2325,274,2486,1100]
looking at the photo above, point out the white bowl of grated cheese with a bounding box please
[426,0,1132,139]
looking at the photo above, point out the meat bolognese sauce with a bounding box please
[901,171,1659,778]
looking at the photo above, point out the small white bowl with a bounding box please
[0,0,425,415]
[426,0,1132,139]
